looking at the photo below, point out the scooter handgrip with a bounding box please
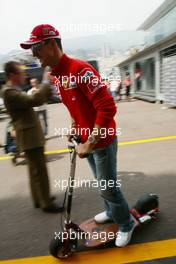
[71,136,89,158]
[71,135,81,146]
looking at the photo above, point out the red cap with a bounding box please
[20,24,61,49]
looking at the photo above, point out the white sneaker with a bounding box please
[115,222,137,247]
[94,211,112,224]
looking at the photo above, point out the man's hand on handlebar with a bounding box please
[75,141,94,159]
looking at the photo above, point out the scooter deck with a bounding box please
[79,218,139,247]
[79,218,118,247]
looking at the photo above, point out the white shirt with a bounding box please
[109,80,119,92]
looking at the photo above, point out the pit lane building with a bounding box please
[118,0,176,106]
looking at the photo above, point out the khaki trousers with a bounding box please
[25,147,51,208]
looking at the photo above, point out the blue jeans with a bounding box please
[87,137,134,232]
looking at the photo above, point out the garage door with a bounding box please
[160,45,176,106]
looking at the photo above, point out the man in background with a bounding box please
[2,61,64,213]
[123,72,132,101]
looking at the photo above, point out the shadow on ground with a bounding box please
[132,256,176,264]
[0,171,176,260]
[46,154,65,163]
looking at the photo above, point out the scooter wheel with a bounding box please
[49,237,70,259]
[133,193,159,215]
[49,237,77,259]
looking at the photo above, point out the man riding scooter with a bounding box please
[20,24,136,247]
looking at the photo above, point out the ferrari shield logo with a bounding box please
[62,77,69,89]
[42,28,50,35]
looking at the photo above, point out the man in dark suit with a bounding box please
[2,61,64,213]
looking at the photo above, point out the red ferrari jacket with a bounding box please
[51,54,117,148]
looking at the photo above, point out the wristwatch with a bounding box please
[87,134,98,145]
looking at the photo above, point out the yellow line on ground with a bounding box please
[45,148,70,155]
[1,239,176,264]
[0,135,176,161]
[0,156,12,161]
[118,135,176,146]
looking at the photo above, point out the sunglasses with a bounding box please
[31,39,50,53]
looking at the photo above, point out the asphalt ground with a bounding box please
[0,100,176,263]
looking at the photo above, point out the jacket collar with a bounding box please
[51,53,71,76]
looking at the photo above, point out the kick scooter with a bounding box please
[49,137,159,259]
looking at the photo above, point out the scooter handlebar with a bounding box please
[70,136,89,158]
[70,135,81,146]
